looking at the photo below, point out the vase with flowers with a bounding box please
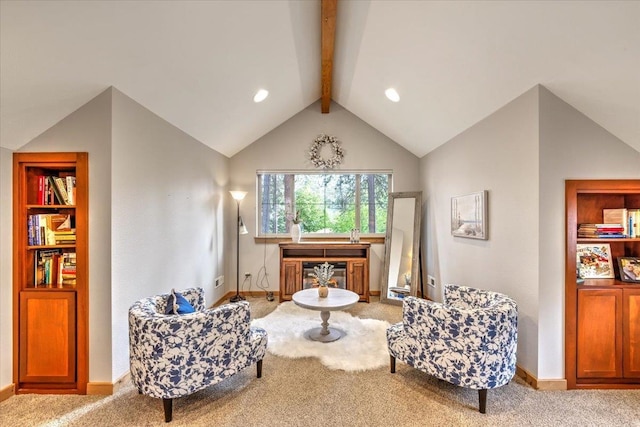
[289,210,302,242]
[310,262,334,298]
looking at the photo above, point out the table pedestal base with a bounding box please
[305,310,345,342]
[306,326,344,342]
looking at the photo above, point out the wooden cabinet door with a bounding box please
[623,289,640,378]
[19,291,76,384]
[280,261,300,301]
[348,260,368,302]
[576,289,622,378]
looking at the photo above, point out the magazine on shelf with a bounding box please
[576,244,614,279]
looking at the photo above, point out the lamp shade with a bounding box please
[230,190,247,201]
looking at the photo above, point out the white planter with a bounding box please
[291,223,302,242]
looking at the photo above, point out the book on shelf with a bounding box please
[578,223,625,238]
[53,176,71,205]
[37,175,44,205]
[603,208,628,236]
[628,209,640,238]
[47,176,65,205]
[65,176,76,205]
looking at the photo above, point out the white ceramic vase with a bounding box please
[291,223,302,242]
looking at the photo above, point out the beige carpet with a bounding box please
[1,296,639,427]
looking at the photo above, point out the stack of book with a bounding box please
[28,213,75,246]
[53,229,76,245]
[60,252,77,286]
[578,223,625,238]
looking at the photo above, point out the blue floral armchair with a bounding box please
[387,284,518,413]
[129,288,268,422]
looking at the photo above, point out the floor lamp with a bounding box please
[230,190,248,302]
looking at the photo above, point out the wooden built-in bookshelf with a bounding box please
[13,152,88,394]
[565,180,640,389]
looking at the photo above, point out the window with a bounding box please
[257,172,391,236]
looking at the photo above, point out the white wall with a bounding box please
[13,89,114,383]
[110,89,229,379]
[228,100,420,297]
[0,147,14,389]
[537,86,640,379]
[420,86,541,374]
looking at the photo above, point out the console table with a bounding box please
[279,242,370,302]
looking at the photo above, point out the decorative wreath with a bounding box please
[309,134,344,169]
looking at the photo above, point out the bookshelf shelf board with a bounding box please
[27,245,76,250]
[26,204,76,209]
[579,279,640,287]
[577,238,640,243]
[26,285,78,291]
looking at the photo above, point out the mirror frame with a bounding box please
[380,191,422,305]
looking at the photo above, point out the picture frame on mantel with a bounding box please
[451,190,488,240]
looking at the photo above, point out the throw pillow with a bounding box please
[165,289,196,315]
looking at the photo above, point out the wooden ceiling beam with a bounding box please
[321,0,337,113]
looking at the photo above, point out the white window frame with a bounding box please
[256,170,393,238]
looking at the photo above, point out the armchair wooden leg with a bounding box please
[163,398,173,422]
[478,389,487,414]
[390,355,396,373]
[257,359,263,378]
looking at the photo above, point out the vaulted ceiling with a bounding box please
[1,1,638,158]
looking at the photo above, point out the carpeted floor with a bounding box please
[1,295,639,427]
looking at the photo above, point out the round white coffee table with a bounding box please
[292,288,360,342]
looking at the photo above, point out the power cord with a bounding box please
[242,274,254,298]
[255,237,274,301]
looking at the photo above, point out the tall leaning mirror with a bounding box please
[380,191,422,305]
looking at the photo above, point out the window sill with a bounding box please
[254,236,385,244]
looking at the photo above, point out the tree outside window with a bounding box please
[257,172,391,236]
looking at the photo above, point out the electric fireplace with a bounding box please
[302,261,347,289]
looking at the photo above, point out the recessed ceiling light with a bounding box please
[253,89,269,103]
[385,88,400,102]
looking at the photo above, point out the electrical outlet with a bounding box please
[244,272,251,278]
[215,276,224,288]
[427,275,436,288]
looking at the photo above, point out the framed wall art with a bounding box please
[451,190,488,240]
[576,244,614,279]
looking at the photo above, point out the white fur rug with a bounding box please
[251,302,391,372]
